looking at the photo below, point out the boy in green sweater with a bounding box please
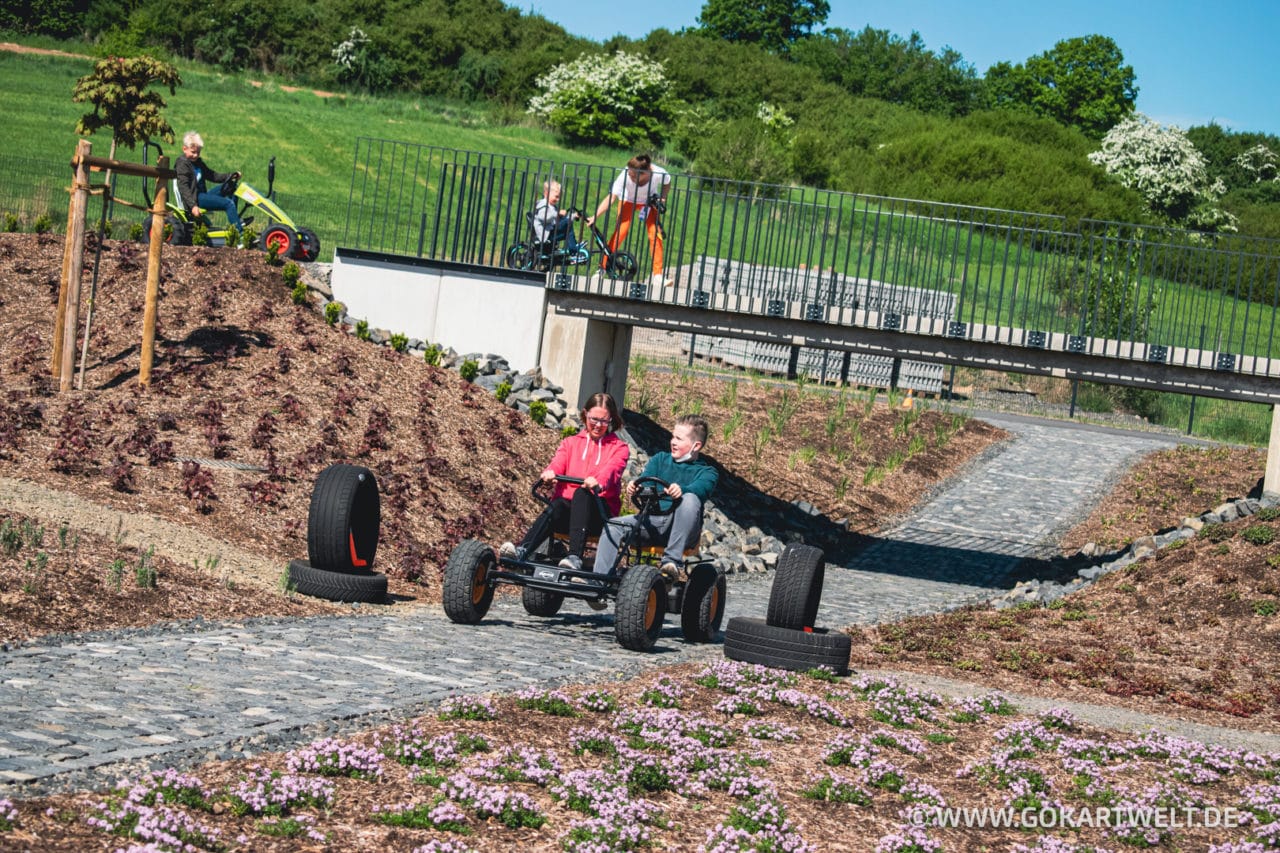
[591,415,718,576]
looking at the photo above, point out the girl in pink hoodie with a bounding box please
[501,392,629,572]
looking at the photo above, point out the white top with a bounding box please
[610,164,671,206]
[531,198,558,242]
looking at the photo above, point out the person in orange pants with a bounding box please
[587,153,672,287]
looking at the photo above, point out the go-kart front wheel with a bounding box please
[521,586,564,617]
[615,564,667,651]
[260,223,299,260]
[680,564,726,643]
[443,539,495,624]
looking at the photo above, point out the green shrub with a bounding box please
[1240,524,1276,546]
[423,343,442,366]
[529,399,548,425]
[290,279,308,305]
[355,319,370,341]
[32,213,53,233]
[282,261,301,287]
[495,381,511,403]
[560,423,578,438]
[389,332,408,353]
[3,212,19,232]
[459,359,479,381]
[128,221,145,241]
[324,302,342,326]
[1257,507,1280,521]
[1198,523,1234,542]
[191,223,210,246]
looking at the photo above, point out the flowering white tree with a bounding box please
[1088,113,1236,232]
[1235,143,1279,183]
[527,51,673,147]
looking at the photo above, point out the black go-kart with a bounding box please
[442,475,726,651]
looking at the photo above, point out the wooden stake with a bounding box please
[58,140,91,392]
[140,156,168,387]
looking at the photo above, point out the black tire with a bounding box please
[614,564,667,651]
[442,539,495,624]
[307,464,380,574]
[165,215,190,246]
[287,558,387,604]
[767,543,825,630]
[505,242,535,270]
[521,585,564,617]
[723,617,851,675]
[607,250,638,280]
[297,227,321,262]
[261,223,298,259]
[680,564,726,643]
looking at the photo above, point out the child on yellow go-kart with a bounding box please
[175,131,250,235]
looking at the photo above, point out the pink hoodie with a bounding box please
[545,430,630,516]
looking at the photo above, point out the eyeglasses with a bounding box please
[586,417,611,426]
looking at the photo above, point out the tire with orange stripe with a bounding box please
[307,463,380,574]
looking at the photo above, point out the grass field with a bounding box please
[0,45,1275,444]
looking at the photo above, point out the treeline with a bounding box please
[6,0,1278,236]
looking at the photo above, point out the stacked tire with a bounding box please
[723,543,850,675]
[288,464,388,604]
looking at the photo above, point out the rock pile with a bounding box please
[990,492,1280,609]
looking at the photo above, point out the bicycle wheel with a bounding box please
[607,250,638,280]
[505,242,536,270]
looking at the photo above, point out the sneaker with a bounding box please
[659,561,681,582]
[241,216,255,227]
[499,541,524,559]
[558,554,583,571]
[586,598,608,611]
[651,273,673,288]
[571,247,590,264]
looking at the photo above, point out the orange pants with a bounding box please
[606,201,663,276]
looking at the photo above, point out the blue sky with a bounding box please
[521,0,1279,137]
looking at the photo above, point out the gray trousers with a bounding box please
[592,494,702,575]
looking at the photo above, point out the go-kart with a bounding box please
[442,475,726,651]
[145,145,320,261]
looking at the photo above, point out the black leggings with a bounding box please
[519,488,607,557]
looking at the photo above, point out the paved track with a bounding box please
[0,414,1211,796]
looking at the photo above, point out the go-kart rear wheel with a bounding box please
[164,215,190,246]
[297,227,321,262]
[615,564,667,651]
[260,223,298,260]
[521,586,564,617]
[607,250,638,280]
[443,539,495,624]
[680,564,726,643]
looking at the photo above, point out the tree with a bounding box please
[697,0,829,54]
[72,55,182,157]
[984,35,1136,138]
[791,26,982,117]
[1088,113,1236,232]
[527,51,673,148]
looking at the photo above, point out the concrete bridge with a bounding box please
[329,245,1280,490]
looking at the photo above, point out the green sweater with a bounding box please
[640,452,718,512]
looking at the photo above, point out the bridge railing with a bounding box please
[344,140,1280,377]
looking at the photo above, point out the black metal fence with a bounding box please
[341,139,1280,379]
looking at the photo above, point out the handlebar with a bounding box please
[530,474,601,505]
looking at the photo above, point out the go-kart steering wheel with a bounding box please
[631,476,679,516]
[531,475,601,507]
[217,175,240,198]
